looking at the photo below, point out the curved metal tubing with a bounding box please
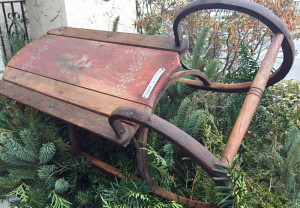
[153,69,212,108]
[173,0,295,90]
[109,106,226,186]
[132,134,218,208]
[86,144,217,208]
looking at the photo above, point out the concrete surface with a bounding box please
[284,39,300,80]
[0,200,9,208]
[26,0,136,40]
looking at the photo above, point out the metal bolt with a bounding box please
[148,117,152,121]
[49,104,54,107]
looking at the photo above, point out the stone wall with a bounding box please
[26,0,67,40]
[26,0,136,40]
[64,0,136,33]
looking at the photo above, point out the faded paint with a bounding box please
[8,35,181,107]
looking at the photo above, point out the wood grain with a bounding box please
[221,34,284,164]
[7,35,181,107]
[4,67,152,116]
[47,27,189,54]
[0,80,137,147]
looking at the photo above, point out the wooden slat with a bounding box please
[7,35,181,107]
[47,27,189,54]
[0,80,137,147]
[4,67,152,117]
[221,34,284,165]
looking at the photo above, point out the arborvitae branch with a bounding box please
[6,183,29,203]
[48,190,72,208]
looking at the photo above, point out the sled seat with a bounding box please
[0,27,188,146]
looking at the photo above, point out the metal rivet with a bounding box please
[49,104,54,107]
[148,117,152,121]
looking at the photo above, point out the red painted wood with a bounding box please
[8,35,181,107]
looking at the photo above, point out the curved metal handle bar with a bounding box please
[109,106,226,185]
[152,69,212,108]
[173,0,295,88]
[180,62,258,93]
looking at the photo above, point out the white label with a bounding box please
[142,68,165,99]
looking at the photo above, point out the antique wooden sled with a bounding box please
[0,0,295,207]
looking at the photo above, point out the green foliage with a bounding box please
[112,16,120,32]
[188,26,218,80]
[75,191,95,206]
[174,97,191,129]
[55,178,70,194]
[184,109,203,139]
[38,164,58,180]
[39,142,56,164]
[0,80,297,207]
[5,183,29,203]
[0,128,57,185]
[100,177,182,208]
[101,178,152,207]
[142,144,170,187]
[213,161,248,208]
[204,59,218,78]
[0,132,37,166]
[1,18,29,64]
[191,26,209,70]
[163,143,175,168]
[145,22,162,35]
[282,126,300,206]
[226,44,259,83]
[222,45,260,128]
[48,191,72,208]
